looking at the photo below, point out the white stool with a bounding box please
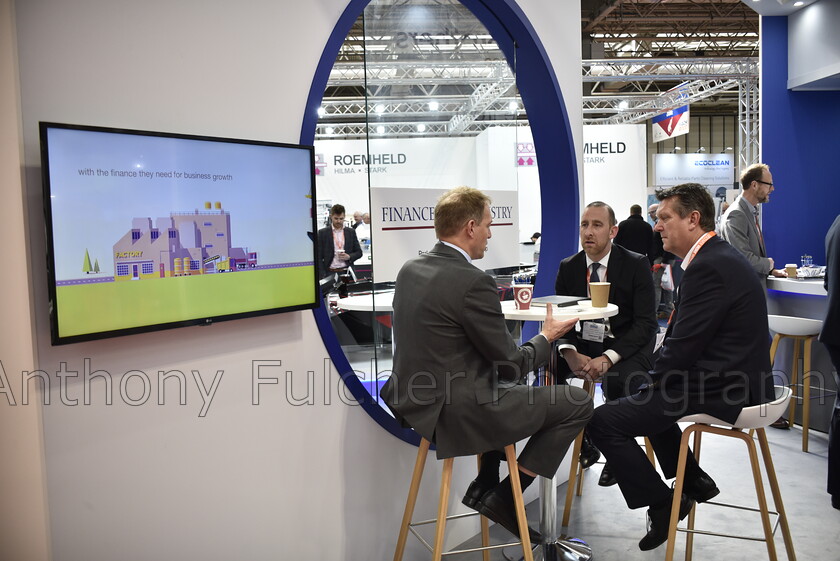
[391,439,534,561]
[768,314,824,452]
[664,386,796,561]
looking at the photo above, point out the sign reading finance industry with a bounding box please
[654,154,734,186]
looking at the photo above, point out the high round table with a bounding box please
[501,301,617,561]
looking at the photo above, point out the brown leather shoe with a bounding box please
[769,417,790,430]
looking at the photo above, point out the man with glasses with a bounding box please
[719,163,787,286]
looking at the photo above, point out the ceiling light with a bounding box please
[428,101,439,111]
[508,101,518,112]
[325,126,334,135]
[374,104,385,114]
[674,146,682,152]
[376,125,385,134]
[317,106,326,117]
[618,100,629,111]
[417,124,426,132]
[697,146,706,153]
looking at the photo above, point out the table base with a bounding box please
[504,537,592,561]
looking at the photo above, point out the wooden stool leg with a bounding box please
[684,430,703,561]
[739,430,778,561]
[431,457,454,561]
[788,338,800,428]
[769,333,782,365]
[803,337,813,452]
[644,437,656,467]
[576,462,585,496]
[476,455,490,561]
[756,428,797,561]
[393,438,430,561]
[665,425,695,561]
[505,445,534,561]
[562,430,584,527]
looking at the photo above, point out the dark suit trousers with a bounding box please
[826,343,840,498]
[587,387,704,509]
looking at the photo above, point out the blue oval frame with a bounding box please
[300,0,579,445]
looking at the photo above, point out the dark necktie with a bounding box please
[590,262,601,283]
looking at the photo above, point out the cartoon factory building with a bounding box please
[113,201,257,281]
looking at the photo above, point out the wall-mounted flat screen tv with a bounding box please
[40,122,318,345]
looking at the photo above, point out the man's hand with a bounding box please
[580,354,614,381]
[560,349,591,375]
[770,268,787,278]
[540,304,578,342]
[768,257,775,269]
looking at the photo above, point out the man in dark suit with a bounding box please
[381,187,593,541]
[554,201,657,486]
[588,183,774,551]
[819,214,840,509]
[316,204,362,280]
[615,204,653,257]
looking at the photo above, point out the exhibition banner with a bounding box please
[582,124,647,218]
[369,187,519,282]
[652,104,690,142]
[654,153,734,187]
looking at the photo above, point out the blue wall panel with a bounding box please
[761,16,840,266]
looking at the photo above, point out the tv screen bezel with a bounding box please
[40,121,320,346]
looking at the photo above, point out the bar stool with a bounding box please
[392,438,535,561]
[561,380,655,527]
[768,314,824,452]
[664,386,796,561]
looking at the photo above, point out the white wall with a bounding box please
[788,0,840,90]
[0,1,51,559]
[7,1,583,560]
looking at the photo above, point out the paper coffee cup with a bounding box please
[785,264,798,278]
[513,284,534,310]
[589,282,610,308]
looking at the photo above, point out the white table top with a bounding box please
[336,292,620,321]
[767,277,827,297]
[500,300,619,321]
[335,291,395,312]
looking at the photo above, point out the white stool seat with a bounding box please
[767,314,822,336]
[679,386,792,430]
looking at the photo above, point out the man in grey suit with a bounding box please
[719,163,787,285]
[381,187,593,541]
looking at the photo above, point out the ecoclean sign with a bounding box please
[654,154,734,186]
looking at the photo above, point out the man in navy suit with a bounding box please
[588,183,774,551]
[554,201,657,485]
[819,214,840,509]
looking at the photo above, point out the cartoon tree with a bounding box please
[93,258,100,273]
[82,249,93,274]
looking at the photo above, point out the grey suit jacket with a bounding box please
[380,242,551,458]
[719,194,772,283]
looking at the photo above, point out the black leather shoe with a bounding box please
[770,417,790,430]
[598,462,617,487]
[682,471,720,504]
[639,492,695,551]
[462,479,493,510]
[832,495,840,510]
[476,488,542,544]
[579,432,601,469]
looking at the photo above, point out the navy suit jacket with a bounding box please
[819,215,840,348]
[654,235,774,423]
[615,215,653,257]
[554,243,657,362]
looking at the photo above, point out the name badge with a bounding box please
[581,321,606,343]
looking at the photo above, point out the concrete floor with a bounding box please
[453,423,838,560]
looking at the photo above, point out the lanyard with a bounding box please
[682,231,716,269]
